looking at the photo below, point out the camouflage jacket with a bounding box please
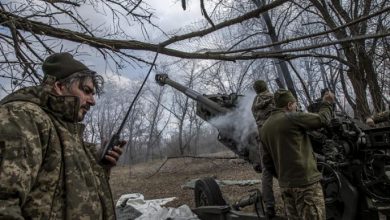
[251,91,274,129]
[0,85,115,219]
[373,110,390,123]
[260,103,333,188]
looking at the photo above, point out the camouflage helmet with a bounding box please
[42,52,94,80]
[253,80,268,94]
[274,89,296,108]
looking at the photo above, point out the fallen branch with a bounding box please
[146,155,238,179]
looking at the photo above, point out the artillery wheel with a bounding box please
[317,162,346,220]
[194,177,226,207]
[318,162,341,205]
[361,154,390,202]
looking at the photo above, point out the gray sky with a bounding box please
[100,0,206,85]
[0,0,206,98]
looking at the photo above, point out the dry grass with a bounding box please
[109,152,285,216]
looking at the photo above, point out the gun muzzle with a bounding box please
[155,74,169,86]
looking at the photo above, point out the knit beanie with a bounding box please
[253,80,268,94]
[42,52,93,80]
[274,89,296,108]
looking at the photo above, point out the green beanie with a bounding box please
[274,89,296,108]
[42,52,93,80]
[253,80,268,93]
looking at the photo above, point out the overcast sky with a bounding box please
[101,0,208,88]
[148,1,203,36]
[0,0,207,98]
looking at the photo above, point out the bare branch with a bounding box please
[40,0,80,7]
[200,0,215,28]
[2,8,388,63]
[209,5,390,54]
[147,155,238,178]
[159,0,289,47]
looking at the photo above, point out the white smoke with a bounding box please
[209,90,258,150]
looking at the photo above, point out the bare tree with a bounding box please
[2,0,390,163]
[83,78,147,164]
[299,0,389,117]
[252,0,298,97]
[143,83,167,161]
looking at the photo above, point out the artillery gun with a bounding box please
[156,74,390,219]
[155,74,261,171]
[156,73,282,219]
[189,111,390,220]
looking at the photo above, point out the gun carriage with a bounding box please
[156,73,274,219]
[310,113,390,220]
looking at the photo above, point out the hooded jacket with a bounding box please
[0,84,115,219]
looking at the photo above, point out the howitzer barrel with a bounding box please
[155,74,230,115]
[155,73,262,173]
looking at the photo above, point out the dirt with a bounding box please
[110,152,285,216]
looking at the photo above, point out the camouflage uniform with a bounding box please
[0,84,115,219]
[260,92,332,220]
[252,91,274,127]
[372,110,390,123]
[281,182,325,220]
[251,90,275,209]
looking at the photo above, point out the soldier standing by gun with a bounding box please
[366,110,390,127]
[0,53,125,219]
[307,88,336,113]
[260,89,335,220]
[251,80,276,218]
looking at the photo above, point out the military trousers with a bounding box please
[280,181,325,220]
[260,145,275,208]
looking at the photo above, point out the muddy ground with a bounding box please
[110,152,285,217]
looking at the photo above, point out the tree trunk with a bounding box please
[346,68,370,118]
[252,0,298,98]
[358,47,385,112]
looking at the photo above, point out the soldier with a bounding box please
[251,80,276,218]
[0,53,125,219]
[260,89,334,220]
[307,88,336,113]
[366,110,390,127]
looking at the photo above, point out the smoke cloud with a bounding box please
[209,90,258,151]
